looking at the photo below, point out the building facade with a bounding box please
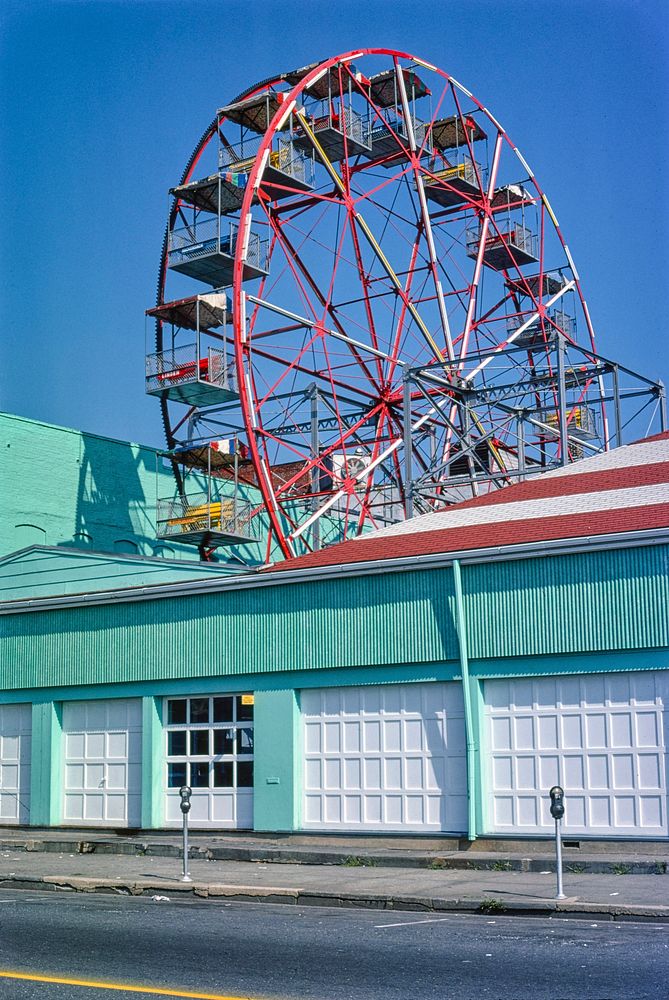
[1,427,668,840]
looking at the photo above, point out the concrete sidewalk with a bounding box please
[0,827,667,875]
[0,837,667,922]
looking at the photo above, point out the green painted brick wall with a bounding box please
[0,411,270,566]
[1,411,169,558]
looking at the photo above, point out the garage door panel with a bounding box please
[610,714,633,748]
[344,795,362,824]
[302,682,467,833]
[85,763,105,789]
[107,763,127,789]
[62,699,142,827]
[363,720,381,752]
[304,794,321,823]
[85,702,106,730]
[608,675,632,705]
[0,705,32,825]
[343,757,361,789]
[486,671,669,837]
[383,720,401,752]
[636,712,659,746]
[562,755,584,789]
[323,722,340,752]
[445,715,465,749]
[86,732,105,758]
[304,721,321,754]
[514,715,534,749]
[83,794,105,821]
[363,757,382,789]
[640,796,662,826]
[585,713,607,747]
[106,794,128,822]
[65,733,85,758]
[405,756,423,789]
[2,734,20,760]
[107,731,128,758]
[516,756,536,789]
[561,715,582,748]
[638,754,661,788]
[343,721,361,752]
[557,677,581,707]
[64,794,84,820]
[304,758,321,789]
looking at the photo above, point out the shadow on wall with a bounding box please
[64,433,156,555]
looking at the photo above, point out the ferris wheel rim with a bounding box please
[228,48,604,559]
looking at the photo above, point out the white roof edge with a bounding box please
[1,528,667,616]
[0,544,253,573]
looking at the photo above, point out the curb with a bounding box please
[3,839,667,876]
[0,874,666,922]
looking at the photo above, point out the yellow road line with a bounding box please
[0,970,254,999]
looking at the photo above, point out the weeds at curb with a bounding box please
[567,864,585,874]
[613,864,632,876]
[428,858,448,870]
[491,860,512,872]
[342,856,378,868]
[479,897,506,913]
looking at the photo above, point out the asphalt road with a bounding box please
[0,888,666,1000]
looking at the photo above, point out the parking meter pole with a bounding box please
[182,808,191,882]
[549,785,566,901]
[179,785,192,883]
[555,817,566,900]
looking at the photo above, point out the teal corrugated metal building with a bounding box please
[0,414,668,841]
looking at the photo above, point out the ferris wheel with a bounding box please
[148,48,615,563]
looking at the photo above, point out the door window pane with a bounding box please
[213,729,235,756]
[237,761,254,787]
[213,762,234,787]
[213,697,233,723]
[191,762,209,787]
[168,762,187,788]
[236,695,254,722]
[168,731,187,756]
[190,698,210,724]
[190,730,210,756]
[167,700,187,725]
[238,728,254,755]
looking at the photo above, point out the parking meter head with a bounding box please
[549,785,565,820]
[179,785,192,814]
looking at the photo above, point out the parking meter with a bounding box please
[179,785,192,814]
[549,786,565,820]
[549,785,566,899]
[179,785,192,882]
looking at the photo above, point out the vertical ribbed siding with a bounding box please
[1,546,667,693]
[464,545,669,659]
[0,569,458,690]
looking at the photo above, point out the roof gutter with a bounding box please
[0,527,667,616]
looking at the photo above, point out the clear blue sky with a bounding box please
[1,0,667,447]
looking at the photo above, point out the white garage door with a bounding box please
[486,672,669,837]
[0,703,31,825]
[302,683,467,832]
[63,699,142,827]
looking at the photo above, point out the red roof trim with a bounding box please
[267,504,669,572]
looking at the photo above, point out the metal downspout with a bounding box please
[452,559,477,841]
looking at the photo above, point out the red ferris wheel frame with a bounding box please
[156,48,607,563]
